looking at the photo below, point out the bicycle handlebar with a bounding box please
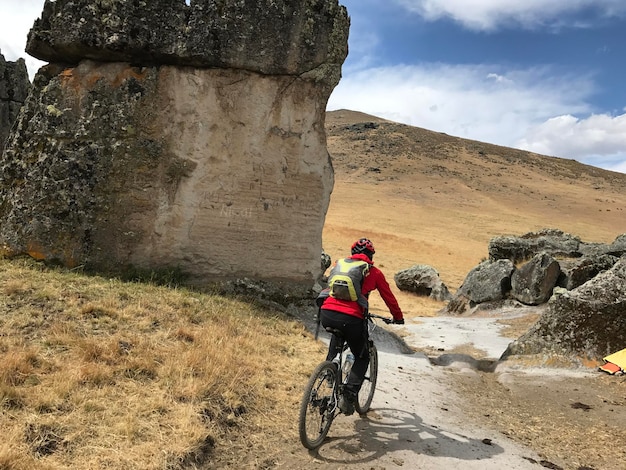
[366,313,394,324]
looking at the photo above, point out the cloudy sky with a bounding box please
[2,0,626,173]
[329,0,626,173]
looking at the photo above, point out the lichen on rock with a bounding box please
[1,0,349,289]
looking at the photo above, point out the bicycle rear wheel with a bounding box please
[298,361,338,449]
[355,343,378,414]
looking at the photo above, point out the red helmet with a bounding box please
[351,238,375,256]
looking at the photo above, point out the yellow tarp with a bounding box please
[602,348,626,371]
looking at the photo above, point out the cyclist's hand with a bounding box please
[393,318,405,325]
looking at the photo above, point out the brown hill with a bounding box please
[323,109,626,316]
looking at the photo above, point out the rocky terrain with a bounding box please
[305,109,626,470]
[3,5,626,460]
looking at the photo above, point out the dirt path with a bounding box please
[301,351,542,469]
[279,311,541,469]
[279,309,625,470]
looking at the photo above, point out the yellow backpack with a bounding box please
[327,258,370,308]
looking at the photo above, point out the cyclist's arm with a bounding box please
[369,268,404,322]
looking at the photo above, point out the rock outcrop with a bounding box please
[445,231,624,313]
[557,255,619,290]
[488,228,582,263]
[0,0,349,290]
[489,228,626,263]
[503,256,626,361]
[0,52,31,152]
[460,259,514,304]
[442,228,625,361]
[510,253,560,305]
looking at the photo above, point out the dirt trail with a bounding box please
[280,108,626,469]
[282,310,548,470]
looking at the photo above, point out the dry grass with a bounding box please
[0,257,323,469]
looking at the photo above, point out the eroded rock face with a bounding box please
[0,0,349,288]
[26,0,348,86]
[0,52,31,152]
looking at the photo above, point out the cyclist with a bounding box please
[317,238,404,415]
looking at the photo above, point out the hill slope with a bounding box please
[319,110,626,470]
[323,109,626,315]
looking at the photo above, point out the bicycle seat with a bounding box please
[324,327,344,338]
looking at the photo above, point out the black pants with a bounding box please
[320,309,369,394]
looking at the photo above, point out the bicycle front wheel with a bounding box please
[355,343,378,414]
[298,361,338,450]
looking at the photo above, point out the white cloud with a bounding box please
[393,0,626,31]
[0,0,47,79]
[486,73,513,85]
[518,114,626,169]
[328,63,593,150]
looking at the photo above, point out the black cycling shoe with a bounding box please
[339,390,357,415]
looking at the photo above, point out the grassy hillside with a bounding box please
[323,109,626,317]
[0,257,322,469]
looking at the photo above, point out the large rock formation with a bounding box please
[488,228,582,263]
[0,52,31,152]
[442,228,625,361]
[503,256,626,361]
[445,231,626,315]
[0,0,349,289]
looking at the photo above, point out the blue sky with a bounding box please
[2,0,626,173]
[329,0,626,173]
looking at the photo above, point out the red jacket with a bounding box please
[322,253,404,321]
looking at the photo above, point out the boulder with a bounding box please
[394,265,452,301]
[503,256,626,361]
[607,233,626,257]
[557,255,619,290]
[459,259,515,304]
[0,52,31,152]
[321,251,332,273]
[577,234,625,258]
[443,292,472,315]
[511,253,560,305]
[441,259,515,314]
[317,251,332,287]
[0,0,349,289]
[489,228,581,263]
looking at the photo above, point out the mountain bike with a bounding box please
[298,312,392,450]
